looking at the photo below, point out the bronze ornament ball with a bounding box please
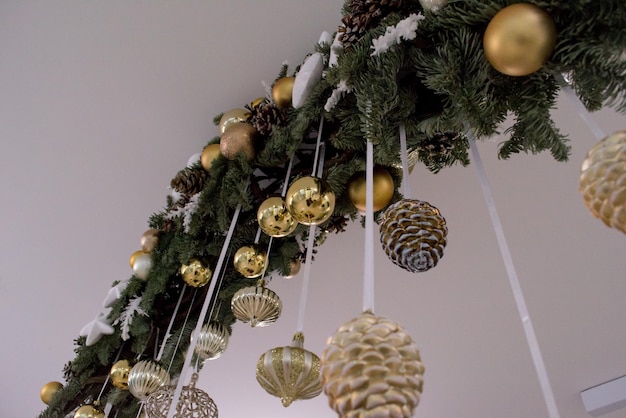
[272,76,295,109]
[140,229,159,252]
[220,123,258,162]
[233,245,267,278]
[200,143,222,172]
[180,259,213,287]
[348,166,396,213]
[285,176,336,225]
[40,381,63,405]
[218,108,250,135]
[110,359,132,390]
[257,196,298,237]
[483,3,557,76]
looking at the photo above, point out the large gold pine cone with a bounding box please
[231,284,282,327]
[580,130,626,234]
[256,333,322,407]
[321,311,425,418]
[379,199,448,273]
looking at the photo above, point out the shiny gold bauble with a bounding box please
[131,252,153,281]
[180,259,213,287]
[140,229,159,252]
[231,280,282,327]
[218,108,250,135]
[257,197,298,237]
[220,123,258,162]
[233,245,267,278]
[40,381,63,405]
[580,130,626,234]
[110,359,132,390]
[200,143,222,172]
[283,258,301,279]
[74,404,104,418]
[321,311,425,418]
[127,360,170,401]
[348,166,396,213]
[251,97,266,108]
[129,250,148,268]
[272,77,295,109]
[483,3,557,76]
[256,332,322,407]
[285,176,336,225]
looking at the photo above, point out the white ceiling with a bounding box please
[1,2,625,418]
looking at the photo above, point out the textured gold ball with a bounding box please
[40,381,63,405]
[272,77,295,109]
[257,197,298,237]
[283,258,301,279]
[233,246,267,278]
[348,166,396,212]
[110,359,132,390]
[140,229,159,252]
[74,405,105,418]
[218,108,250,135]
[180,259,213,287]
[286,176,336,225]
[483,3,557,76]
[220,123,257,161]
[129,250,148,268]
[200,143,222,172]
[580,130,626,234]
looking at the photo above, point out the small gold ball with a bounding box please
[74,404,104,418]
[220,123,258,161]
[251,97,266,108]
[140,229,159,252]
[110,360,132,390]
[257,197,298,237]
[218,108,250,135]
[348,166,395,212]
[286,176,336,225]
[272,77,295,109]
[233,246,267,278]
[40,381,63,405]
[180,259,213,287]
[200,143,222,171]
[129,250,148,268]
[483,3,557,76]
[284,259,301,279]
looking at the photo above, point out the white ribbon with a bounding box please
[362,140,375,312]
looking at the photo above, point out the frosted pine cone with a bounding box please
[321,311,425,418]
[580,130,626,234]
[379,198,447,273]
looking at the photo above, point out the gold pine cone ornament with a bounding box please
[231,279,282,327]
[321,311,425,418]
[256,332,323,407]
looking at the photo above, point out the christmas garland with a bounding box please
[39,1,625,417]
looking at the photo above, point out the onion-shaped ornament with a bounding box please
[256,332,322,407]
[379,198,447,273]
[144,373,218,418]
[233,245,267,278]
[231,279,282,327]
[257,196,298,237]
[321,311,425,418]
[194,321,229,360]
[127,360,170,401]
[285,176,335,225]
[580,130,626,234]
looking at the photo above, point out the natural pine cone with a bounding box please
[248,101,287,137]
[170,167,209,196]
[379,198,447,273]
[579,130,626,234]
[339,0,405,50]
[321,311,425,418]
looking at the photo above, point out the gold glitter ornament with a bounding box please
[231,279,282,327]
[580,130,626,234]
[272,76,295,109]
[257,196,298,237]
[321,311,425,418]
[200,143,222,172]
[127,360,170,401]
[110,359,132,390]
[144,373,218,418]
[74,404,104,418]
[180,259,213,287]
[220,123,258,162]
[379,198,448,273]
[256,332,322,407]
[286,176,335,225]
[194,321,229,360]
[233,245,267,278]
[218,108,250,135]
[40,381,63,405]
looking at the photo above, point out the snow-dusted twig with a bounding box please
[114,296,147,341]
[324,80,351,112]
[164,192,200,233]
[371,13,424,56]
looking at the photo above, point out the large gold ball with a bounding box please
[257,197,298,237]
[286,176,335,226]
[74,405,105,418]
[218,108,250,135]
[200,143,222,172]
[180,259,213,287]
[220,123,257,162]
[272,77,295,109]
[110,359,132,390]
[40,381,63,405]
[140,229,159,252]
[129,250,148,268]
[233,246,267,278]
[483,3,557,76]
[348,166,396,213]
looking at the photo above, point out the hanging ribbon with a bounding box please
[362,140,375,312]
[155,286,186,362]
[556,73,606,141]
[399,123,411,198]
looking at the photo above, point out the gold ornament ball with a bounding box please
[180,259,213,287]
[348,166,396,212]
[129,250,148,268]
[251,97,266,108]
[272,77,295,109]
[140,229,159,252]
[220,123,258,162]
[483,3,557,76]
[283,258,301,279]
[286,176,336,226]
[218,108,250,135]
[257,196,298,237]
[40,381,63,405]
[110,359,132,390]
[132,252,153,281]
[233,246,267,278]
[74,405,105,418]
[200,143,222,172]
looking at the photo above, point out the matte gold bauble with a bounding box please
[283,258,301,279]
[74,404,104,418]
[218,108,250,135]
[180,259,213,287]
[129,250,148,268]
[200,143,222,172]
[483,3,557,76]
[257,197,298,237]
[40,381,63,405]
[272,77,295,109]
[140,229,159,252]
[233,245,267,278]
[220,123,257,162]
[110,359,132,390]
[285,176,335,225]
[348,166,396,212]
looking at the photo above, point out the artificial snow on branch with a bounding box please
[114,296,147,341]
[371,13,424,56]
[164,192,200,233]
